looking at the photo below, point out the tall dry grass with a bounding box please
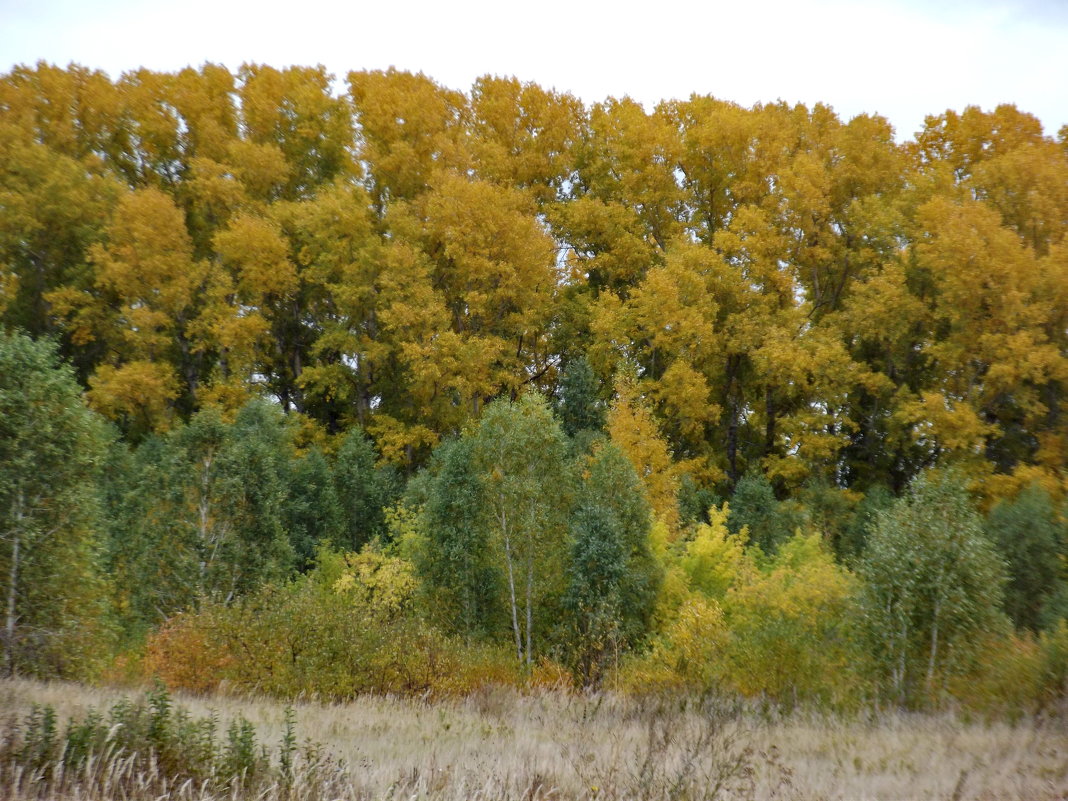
[2,677,1066,800]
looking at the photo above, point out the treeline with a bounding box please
[3,63,1068,493]
[2,63,1068,710]
[3,332,1068,712]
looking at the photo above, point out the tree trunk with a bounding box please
[4,490,23,678]
[724,355,740,484]
[764,388,777,457]
[926,597,941,697]
[525,555,533,667]
[500,509,523,662]
[4,527,18,678]
[198,455,213,595]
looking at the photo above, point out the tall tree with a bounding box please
[0,128,119,351]
[49,187,224,432]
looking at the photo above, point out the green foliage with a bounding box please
[859,471,1010,707]
[837,483,894,563]
[677,473,719,527]
[795,479,861,559]
[415,437,505,639]
[562,442,661,686]
[580,442,663,642]
[0,332,112,677]
[102,400,295,629]
[727,472,798,552]
[284,447,344,570]
[563,503,627,685]
[469,392,573,664]
[333,427,398,550]
[558,354,606,437]
[984,483,1067,632]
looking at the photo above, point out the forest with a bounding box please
[2,62,1068,718]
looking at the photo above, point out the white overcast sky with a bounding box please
[2,0,1066,141]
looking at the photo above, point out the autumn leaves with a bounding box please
[2,64,1068,498]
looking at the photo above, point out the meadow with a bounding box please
[3,678,1066,801]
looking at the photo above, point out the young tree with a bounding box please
[416,437,504,639]
[985,484,1066,632]
[723,532,863,707]
[470,392,572,664]
[859,471,1009,706]
[0,333,111,676]
[563,442,661,685]
[333,428,399,551]
[108,400,295,621]
[728,471,799,553]
[284,447,345,571]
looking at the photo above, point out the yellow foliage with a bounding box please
[614,595,729,694]
[226,140,291,200]
[87,360,179,432]
[196,379,252,419]
[367,413,440,466]
[895,391,996,454]
[720,533,865,706]
[680,503,751,600]
[979,463,1067,510]
[0,270,17,317]
[213,213,297,300]
[331,547,418,620]
[607,369,680,534]
[527,658,575,691]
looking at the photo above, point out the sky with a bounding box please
[1,0,1066,141]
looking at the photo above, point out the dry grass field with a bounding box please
[2,677,1066,800]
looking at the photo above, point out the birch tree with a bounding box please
[470,393,571,665]
[859,471,1008,706]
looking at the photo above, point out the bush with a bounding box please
[143,546,526,699]
[614,595,729,695]
[719,532,868,709]
[950,632,1045,718]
